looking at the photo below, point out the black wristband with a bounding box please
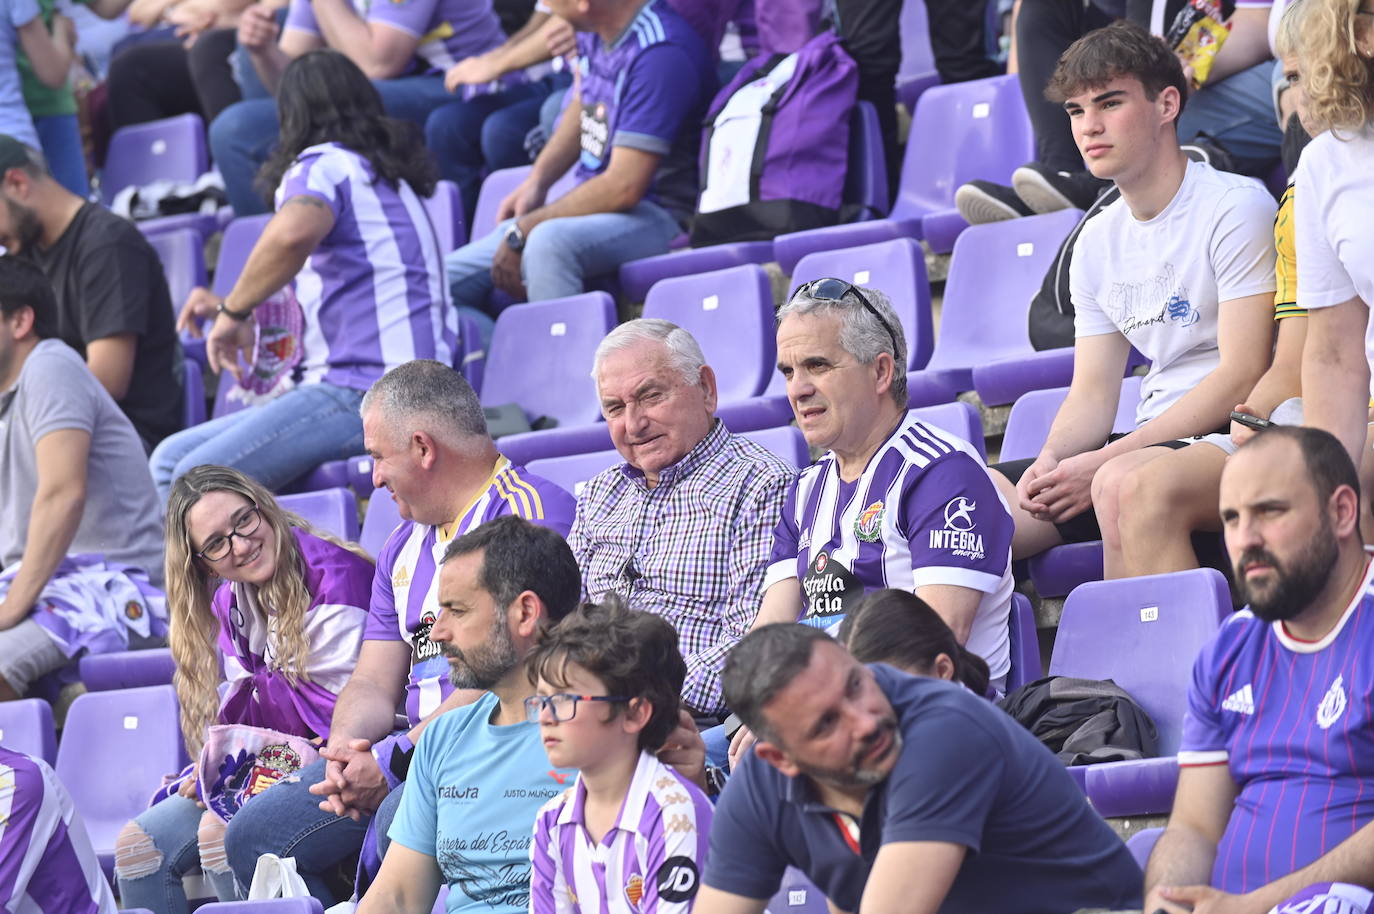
[217,301,253,322]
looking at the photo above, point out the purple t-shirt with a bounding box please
[283,0,503,73]
[1178,556,1374,893]
[362,459,576,726]
[573,0,714,221]
[213,529,374,739]
[274,142,457,392]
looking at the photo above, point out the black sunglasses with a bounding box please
[794,278,901,361]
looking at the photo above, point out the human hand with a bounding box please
[727,725,757,771]
[495,177,545,222]
[444,54,498,92]
[1229,402,1262,447]
[490,231,527,301]
[1023,450,1104,523]
[236,3,279,52]
[1015,454,1059,515]
[205,310,255,379]
[545,16,575,58]
[128,0,176,28]
[177,763,206,807]
[1157,883,1258,914]
[168,1,216,43]
[310,739,389,819]
[656,709,706,791]
[177,287,222,337]
[1142,885,1195,914]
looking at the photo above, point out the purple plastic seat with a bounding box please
[56,685,187,873]
[1005,593,1041,692]
[896,0,941,114]
[183,359,205,428]
[791,238,934,370]
[526,449,621,498]
[1126,827,1164,869]
[212,215,274,298]
[773,74,1035,270]
[423,179,467,254]
[277,488,360,541]
[643,264,775,404]
[1000,377,1142,462]
[470,166,579,241]
[79,647,175,692]
[766,867,830,914]
[482,293,616,427]
[0,699,56,763]
[102,113,208,206]
[741,425,810,469]
[195,900,324,913]
[1050,569,1230,817]
[360,487,403,558]
[146,227,206,318]
[908,400,985,461]
[456,311,487,393]
[973,347,1076,408]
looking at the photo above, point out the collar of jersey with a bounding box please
[1272,550,1374,653]
[439,455,509,541]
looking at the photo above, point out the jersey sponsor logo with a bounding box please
[625,874,644,908]
[437,785,481,799]
[943,496,977,531]
[665,813,695,834]
[854,501,885,542]
[1317,674,1348,730]
[929,496,985,560]
[802,552,863,618]
[548,770,569,785]
[1221,683,1254,715]
[656,856,700,903]
[1166,293,1200,327]
[412,610,442,663]
[580,102,611,166]
[392,566,411,591]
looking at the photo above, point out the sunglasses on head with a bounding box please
[794,278,901,360]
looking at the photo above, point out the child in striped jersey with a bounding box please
[528,598,713,914]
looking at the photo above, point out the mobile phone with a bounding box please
[1230,410,1274,431]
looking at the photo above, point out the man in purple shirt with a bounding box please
[223,359,575,905]
[443,0,714,312]
[210,0,505,215]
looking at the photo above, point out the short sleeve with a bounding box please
[1070,221,1118,339]
[611,44,703,156]
[9,0,41,27]
[1294,144,1358,311]
[1177,639,1231,766]
[529,804,573,914]
[901,455,1012,593]
[275,148,346,216]
[1273,184,1302,317]
[762,480,801,591]
[20,348,100,442]
[363,530,406,642]
[388,714,444,855]
[283,0,318,35]
[701,761,789,900]
[1208,186,1278,303]
[70,237,159,345]
[363,0,440,38]
[639,780,713,914]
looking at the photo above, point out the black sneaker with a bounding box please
[955,179,1035,225]
[1012,163,1111,213]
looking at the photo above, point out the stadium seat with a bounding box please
[456,311,487,393]
[772,73,1035,269]
[741,425,810,468]
[56,685,187,874]
[1004,593,1041,692]
[896,0,941,113]
[766,867,830,914]
[422,179,467,254]
[482,293,617,428]
[1126,827,1164,869]
[790,238,934,371]
[360,487,403,558]
[183,358,206,429]
[469,165,579,241]
[1050,568,1231,817]
[908,401,985,461]
[0,699,56,763]
[526,449,621,498]
[102,114,208,206]
[79,648,176,692]
[278,488,361,542]
[212,215,273,298]
[146,227,206,318]
[642,264,776,404]
[195,900,324,913]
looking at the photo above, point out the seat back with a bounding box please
[455,311,487,394]
[212,215,274,298]
[183,358,206,428]
[926,209,1082,372]
[908,401,986,461]
[482,293,617,427]
[895,0,939,111]
[893,75,1033,220]
[471,166,579,241]
[843,101,889,220]
[643,264,775,405]
[1005,593,1042,692]
[791,238,934,370]
[1050,568,1231,753]
[1000,375,1142,462]
[196,899,324,913]
[526,450,622,499]
[422,179,467,255]
[740,425,810,469]
[278,488,360,542]
[360,488,403,558]
[55,686,187,858]
[102,113,208,205]
[0,699,56,764]
[146,227,206,316]
[79,648,176,693]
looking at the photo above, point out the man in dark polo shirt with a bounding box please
[0,135,181,449]
[697,624,1142,914]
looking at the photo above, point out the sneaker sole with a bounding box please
[1011,170,1076,214]
[954,185,1025,225]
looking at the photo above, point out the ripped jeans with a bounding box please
[115,795,239,914]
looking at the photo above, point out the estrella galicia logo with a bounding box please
[656,856,700,903]
[943,496,976,531]
[1166,293,1199,327]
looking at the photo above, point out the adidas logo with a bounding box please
[1222,684,1255,715]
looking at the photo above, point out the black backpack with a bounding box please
[998,675,1158,765]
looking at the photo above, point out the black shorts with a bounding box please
[992,432,1209,545]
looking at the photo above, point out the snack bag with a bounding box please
[1166,0,1231,88]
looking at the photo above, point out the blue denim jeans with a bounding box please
[223,758,404,904]
[35,114,89,198]
[116,795,239,914]
[445,200,680,313]
[1180,60,1284,177]
[210,73,455,215]
[148,382,365,500]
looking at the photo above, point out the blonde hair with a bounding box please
[164,466,373,755]
[1298,0,1374,131]
[1276,0,1312,58]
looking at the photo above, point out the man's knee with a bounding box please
[114,821,163,881]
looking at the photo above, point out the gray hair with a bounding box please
[591,318,707,388]
[360,359,488,447]
[722,624,835,745]
[778,283,908,406]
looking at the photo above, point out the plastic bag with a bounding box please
[1165,0,1231,88]
[247,853,311,899]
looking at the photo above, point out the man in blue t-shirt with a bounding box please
[1144,427,1374,914]
[697,624,1142,914]
[443,0,714,311]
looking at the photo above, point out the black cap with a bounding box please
[0,135,34,176]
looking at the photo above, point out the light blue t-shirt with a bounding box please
[1,0,42,147]
[391,692,576,914]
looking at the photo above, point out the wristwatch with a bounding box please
[217,300,253,322]
[504,222,526,252]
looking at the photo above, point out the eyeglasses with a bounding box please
[524,693,632,723]
[794,277,902,361]
[196,505,263,562]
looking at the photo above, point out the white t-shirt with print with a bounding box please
[1072,160,1277,427]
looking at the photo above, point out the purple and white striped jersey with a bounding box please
[1178,554,1374,894]
[213,529,373,739]
[764,412,1015,682]
[0,747,117,914]
[364,458,576,725]
[531,751,712,914]
[274,143,456,392]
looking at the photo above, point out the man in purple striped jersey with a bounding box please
[1145,426,1374,914]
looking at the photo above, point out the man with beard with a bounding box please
[0,136,181,449]
[1143,426,1374,914]
[223,359,575,904]
[696,624,1142,914]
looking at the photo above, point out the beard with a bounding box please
[1235,520,1339,623]
[794,718,903,790]
[443,613,519,690]
[2,197,42,254]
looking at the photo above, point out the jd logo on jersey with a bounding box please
[656,857,700,903]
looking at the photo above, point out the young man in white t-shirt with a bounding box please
[989,20,1277,578]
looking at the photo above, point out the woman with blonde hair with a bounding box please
[114,465,374,912]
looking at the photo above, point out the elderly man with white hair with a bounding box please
[568,319,795,719]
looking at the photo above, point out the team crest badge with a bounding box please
[1317,675,1348,730]
[124,600,144,621]
[854,502,884,542]
[625,874,644,907]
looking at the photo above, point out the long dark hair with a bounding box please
[255,49,438,202]
[838,589,991,697]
